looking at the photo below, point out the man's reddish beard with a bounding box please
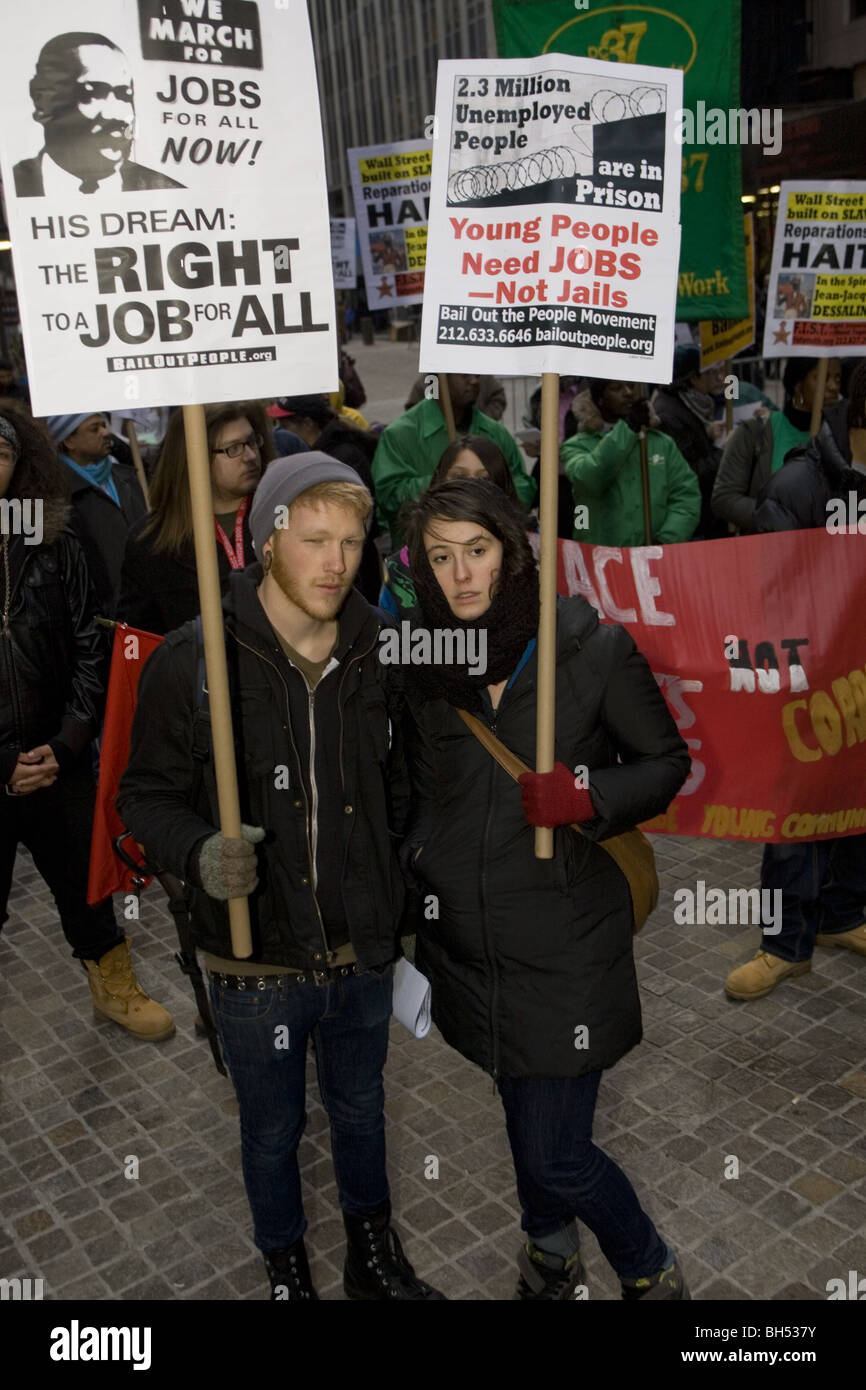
[269,546,349,621]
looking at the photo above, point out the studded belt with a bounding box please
[210,962,367,991]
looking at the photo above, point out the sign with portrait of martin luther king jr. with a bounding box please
[0,0,338,415]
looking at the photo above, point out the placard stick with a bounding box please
[534,372,560,859]
[810,358,828,438]
[636,425,650,544]
[438,373,457,442]
[123,421,150,510]
[183,404,252,959]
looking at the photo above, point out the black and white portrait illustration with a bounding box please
[13,31,185,196]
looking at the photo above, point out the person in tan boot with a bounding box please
[727,369,866,1003]
[85,941,174,1039]
[0,407,173,1042]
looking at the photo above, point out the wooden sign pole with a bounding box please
[810,358,828,438]
[638,426,653,545]
[183,403,252,959]
[438,373,457,442]
[123,421,151,510]
[534,372,560,859]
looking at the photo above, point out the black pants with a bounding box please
[0,759,123,962]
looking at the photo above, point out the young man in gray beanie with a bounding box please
[118,453,444,1302]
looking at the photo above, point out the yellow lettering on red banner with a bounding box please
[782,661,866,761]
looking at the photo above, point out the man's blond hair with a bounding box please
[292,480,371,524]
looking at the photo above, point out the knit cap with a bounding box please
[249,451,369,555]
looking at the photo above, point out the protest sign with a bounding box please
[542,529,866,843]
[0,0,337,415]
[419,54,682,381]
[493,0,748,322]
[700,213,754,367]
[348,140,431,311]
[329,217,356,289]
[763,181,866,358]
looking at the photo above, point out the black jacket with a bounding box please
[63,458,148,617]
[116,568,407,969]
[13,154,184,197]
[402,597,690,1080]
[0,502,108,785]
[653,386,725,538]
[117,509,255,636]
[753,404,866,531]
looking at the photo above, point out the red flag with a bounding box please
[87,624,163,904]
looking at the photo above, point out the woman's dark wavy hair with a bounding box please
[404,477,536,588]
[0,405,71,504]
[431,434,519,503]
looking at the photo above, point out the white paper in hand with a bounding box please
[392,958,431,1039]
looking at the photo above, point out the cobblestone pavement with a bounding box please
[2,832,865,1302]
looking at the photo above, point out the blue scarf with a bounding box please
[61,452,120,506]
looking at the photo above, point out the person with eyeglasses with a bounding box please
[118,402,276,636]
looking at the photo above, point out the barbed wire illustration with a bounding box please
[448,146,581,204]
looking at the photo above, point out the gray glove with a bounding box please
[196,824,265,899]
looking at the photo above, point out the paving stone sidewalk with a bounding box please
[2,832,865,1302]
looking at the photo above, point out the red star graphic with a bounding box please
[773,321,789,344]
[377,277,393,297]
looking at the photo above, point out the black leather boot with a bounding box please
[343,1202,446,1300]
[262,1237,318,1300]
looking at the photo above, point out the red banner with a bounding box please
[542,530,866,843]
[87,625,163,905]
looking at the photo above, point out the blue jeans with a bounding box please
[761,834,866,962]
[210,966,393,1252]
[497,1071,668,1281]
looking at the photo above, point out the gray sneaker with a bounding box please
[516,1242,587,1300]
[621,1254,690,1300]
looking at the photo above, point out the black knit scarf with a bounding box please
[407,543,540,712]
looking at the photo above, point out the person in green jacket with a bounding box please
[561,379,701,547]
[372,373,536,539]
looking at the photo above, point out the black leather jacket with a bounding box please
[0,503,108,786]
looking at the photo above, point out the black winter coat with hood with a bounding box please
[753,402,866,532]
[0,501,108,786]
[402,596,690,1080]
[117,566,407,969]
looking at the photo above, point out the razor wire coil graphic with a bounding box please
[447,85,665,204]
[448,146,580,204]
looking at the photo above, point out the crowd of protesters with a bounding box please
[1,341,865,1302]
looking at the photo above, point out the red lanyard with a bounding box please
[214,495,249,570]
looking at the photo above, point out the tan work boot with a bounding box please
[815,923,866,957]
[725,950,811,1000]
[85,940,175,1040]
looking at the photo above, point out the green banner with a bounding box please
[492,0,747,320]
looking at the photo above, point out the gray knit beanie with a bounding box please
[249,451,370,555]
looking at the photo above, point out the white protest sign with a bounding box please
[330,218,356,289]
[0,0,337,415]
[348,140,431,312]
[762,181,866,359]
[419,55,683,382]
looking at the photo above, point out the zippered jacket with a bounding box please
[0,503,107,785]
[117,566,407,969]
[402,596,690,1079]
[561,417,700,546]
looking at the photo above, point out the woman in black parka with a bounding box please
[400,479,691,1301]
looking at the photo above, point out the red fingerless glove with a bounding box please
[517,761,595,828]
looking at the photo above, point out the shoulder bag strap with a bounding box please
[456,708,586,838]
